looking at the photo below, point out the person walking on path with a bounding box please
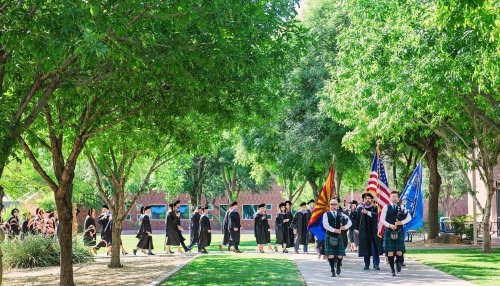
[322,198,352,277]
[274,203,288,253]
[347,200,359,252]
[356,193,383,270]
[254,203,270,253]
[133,206,154,255]
[199,206,211,254]
[292,202,311,254]
[189,206,202,252]
[284,201,295,249]
[228,201,242,253]
[165,202,183,254]
[219,204,233,252]
[380,191,412,276]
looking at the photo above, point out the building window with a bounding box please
[178,204,190,220]
[125,214,131,221]
[207,214,214,220]
[219,204,228,221]
[136,204,143,212]
[150,205,166,220]
[207,204,214,211]
[137,214,142,221]
[243,204,273,220]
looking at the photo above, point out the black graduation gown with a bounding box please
[254,212,270,244]
[285,211,294,248]
[307,209,315,243]
[137,215,154,249]
[190,212,201,244]
[355,205,382,257]
[275,212,286,244]
[199,215,211,248]
[98,213,111,241]
[177,213,186,243]
[292,210,310,245]
[222,210,231,245]
[83,216,96,246]
[228,210,241,245]
[165,211,181,245]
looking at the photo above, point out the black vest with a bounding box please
[326,211,342,235]
[385,204,399,224]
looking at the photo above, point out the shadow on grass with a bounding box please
[162,255,304,286]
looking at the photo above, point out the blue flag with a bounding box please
[400,163,424,230]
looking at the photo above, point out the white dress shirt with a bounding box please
[380,203,412,228]
[322,211,352,233]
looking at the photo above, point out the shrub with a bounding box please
[451,215,473,239]
[1,235,94,268]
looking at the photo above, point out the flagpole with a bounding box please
[418,150,428,164]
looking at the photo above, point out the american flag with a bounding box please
[366,148,390,237]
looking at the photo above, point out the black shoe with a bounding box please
[396,262,401,273]
[148,252,155,255]
[336,265,341,275]
[201,250,208,254]
[374,266,380,270]
[331,271,336,277]
[133,249,137,256]
[392,271,396,277]
[401,263,406,267]
[363,266,369,270]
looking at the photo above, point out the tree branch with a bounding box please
[17,136,58,192]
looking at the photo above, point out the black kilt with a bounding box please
[323,234,346,256]
[383,229,405,252]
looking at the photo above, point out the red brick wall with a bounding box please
[78,184,288,232]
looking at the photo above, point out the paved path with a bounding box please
[292,254,475,286]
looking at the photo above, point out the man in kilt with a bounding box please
[322,198,352,277]
[380,191,412,276]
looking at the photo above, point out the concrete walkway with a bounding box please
[292,254,475,286]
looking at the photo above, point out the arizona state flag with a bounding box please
[307,162,336,240]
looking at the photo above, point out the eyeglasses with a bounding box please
[330,203,338,206]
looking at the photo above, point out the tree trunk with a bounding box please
[0,185,4,215]
[424,144,441,239]
[307,176,319,199]
[109,216,123,267]
[54,184,75,286]
[336,171,343,197]
[0,140,12,214]
[482,183,494,253]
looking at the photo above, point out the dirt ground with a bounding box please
[2,253,197,286]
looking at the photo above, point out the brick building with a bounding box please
[78,183,288,232]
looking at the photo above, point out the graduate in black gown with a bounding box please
[173,200,192,253]
[189,206,202,251]
[284,200,294,248]
[228,201,242,253]
[254,203,270,253]
[199,206,211,254]
[356,193,381,270]
[219,204,233,252]
[292,202,311,254]
[83,208,97,253]
[274,203,288,253]
[165,203,181,254]
[134,205,154,255]
[94,204,111,254]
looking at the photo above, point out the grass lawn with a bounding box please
[161,255,304,286]
[406,248,500,286]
